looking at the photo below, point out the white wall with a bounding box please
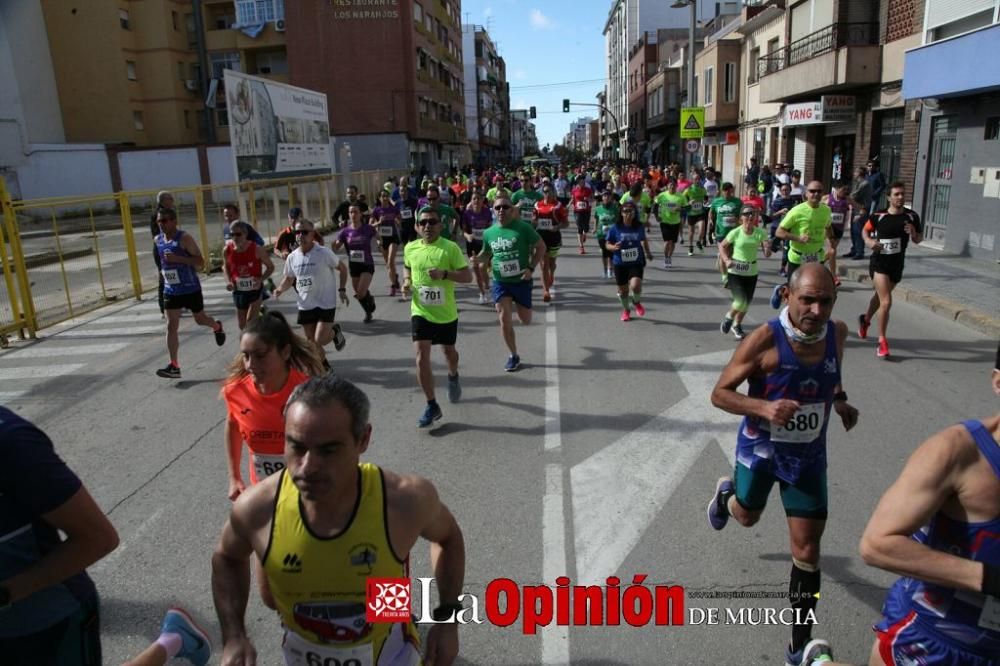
[461,27,479,142]
[118,148,201,192]
[207,146,236,185]
[14,144,112,199]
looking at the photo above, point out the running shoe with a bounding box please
[877,337,890,359]
[697,243,704,254]
[418,402,443,428]
[720,317,733,335]
[707,477,733,530]
[447,374,461,403]
[542,291,551,303]
[388,286,396,297]
[156,364,180,379]
[478,293,488,305]
[662,258,669,269]
[696,240,703,251]
[332,324,346,351]
[363,312,374,324]
[578,246,585,255]
[857,313,869,339]
[634,302,645,317]
[733,324,746,340]
[687,248,694,257]
[161,607,211,666]
[620,309,631,322]
[504,354,521,372]
[213,323,226,346]
[769,284,783,309]
[606,269,614,279]
[785,638,834,666]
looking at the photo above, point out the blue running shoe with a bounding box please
[504,354,521,372]
[161,607,211,666]
[418,402,443,427]
[770,283,784,309]
[447,374,461,403]
[707,477,734,530]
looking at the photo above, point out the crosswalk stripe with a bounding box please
[0,364,85,380]
[57,326,163,337]
[0,390,29,402]
[0,342,130,358]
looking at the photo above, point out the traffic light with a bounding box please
[562,99,570,113]
[529,106,536,119]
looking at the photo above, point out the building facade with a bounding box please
[695,12,743,183]
[626,35,658,163]
[462,25,509,168]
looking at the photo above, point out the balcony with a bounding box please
[757,22,880,103]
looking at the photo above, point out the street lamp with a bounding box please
[671,0,696,170]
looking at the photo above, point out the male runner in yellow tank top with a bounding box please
[212,375,466,666]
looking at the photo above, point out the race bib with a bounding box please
[252,453,285,480]
[575,201,588,211]
[770,402,825,443]
[497,258,522,278]
[162,269,180,285]
[799,252,820,263]
[235,276,257,291]
[379,225,395,237]
[722,215,736,228]
[880,237,901,255]
[472,228,484,240]
[830,212,845,227]
[296,275,314,290]
[521,209,536,222]
[979,596,1000,632]
[690,202,703,213]
[556,186,567,197]
[728,260,752,276]
[281,627,374,666]
[537,218,554,231]
[418,286,444,306]
[349,250,365,263]
[620,247,640,263]
[401,208,413,219]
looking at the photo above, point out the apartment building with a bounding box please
[903,0,1000,259]
[695,12,744,185]
[626,35,658,163]
[462,25,510,167]
[645,28,692,165]
[738,3,786,189]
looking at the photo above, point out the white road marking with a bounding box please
[570,350,741,585]
[57,325,163,337]
[0,363,86,380]
[0,390,29,401]
[0,342,130,358]
[541,307,570,665]
[90,508,164,574]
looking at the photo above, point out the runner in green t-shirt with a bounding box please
[476,193,546,373]
[652,179,686,269]
[512,180,544,227]
[620,182,652,229]
[709,182,745,280]
[420,185,458,240]
[594,190,620,279]
[684,171,709,255]
[718,204,772,340]
[402,207,473,427]
[772,180,833,308]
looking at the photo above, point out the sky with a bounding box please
[461,0,607,150]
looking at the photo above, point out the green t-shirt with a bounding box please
[779,202,831,263]
[654,192,685,225]
[620,190,652,213]
[481,220,541,284]
[724,226,768,277]
[403,236,467,323]
[418,204,457,240]
[485,186,511,203]
[511,189,543,225]
[711,197,743,239]
[684,185,708,216]
[593,204,619,238]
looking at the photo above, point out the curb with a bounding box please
[839,265,1000,338]
[24,247,94,269]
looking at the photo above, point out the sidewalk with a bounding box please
[837,243,1000,338]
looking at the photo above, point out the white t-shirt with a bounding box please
[704,179,719,199]
[773,172,791,197]
[283,245,343,311]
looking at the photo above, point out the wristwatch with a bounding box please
[0,585,11,611]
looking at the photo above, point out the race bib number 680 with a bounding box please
[771,402,825,443]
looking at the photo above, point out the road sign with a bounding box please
[680,106,705,139]
[685,139,701,154]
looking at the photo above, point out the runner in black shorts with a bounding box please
[372,191,402,297]
[461,190,493,304]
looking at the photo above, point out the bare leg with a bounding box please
[872,273,895,339]
[496,298,517,355]
[164,309,181,364]
[123,644,168,666]
[414,340,435,401]
[442,344,459,376]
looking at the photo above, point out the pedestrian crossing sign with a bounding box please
[680,107,705,139]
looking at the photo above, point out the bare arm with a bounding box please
[531,238,546,268]
[718,239,733,265]
[257,247,275,282]
[3,486,119,603]
[859,427,984,592]
[172,233,206,269]
[710,326,800,427]
[224,416,245,501]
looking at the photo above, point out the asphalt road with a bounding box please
[2,237,997,666]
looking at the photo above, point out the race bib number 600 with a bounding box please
[282,628,373,666]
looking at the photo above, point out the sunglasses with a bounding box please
[622,208,636,214]
[807,189,823,194]
[494,204,511,211]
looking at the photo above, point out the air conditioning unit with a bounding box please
[184,79,198,92]
[274,19,286,32]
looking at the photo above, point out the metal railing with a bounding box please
[757,22,879,80]
[0,169,397,338]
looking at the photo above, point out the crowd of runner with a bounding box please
[2,158,998,666]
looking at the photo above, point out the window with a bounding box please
[210,51,241,79]
[235,0,285,25]
[126,60,137,80]
[414,2,422,23]
[255,50,288,75]
[119,9,130,29]
[724,62,736,103]
[133,111,144,130]
[748,46,760,83]
[424,14,432,32]
[172,11,179,30]
[475,40,483,58]
[184,110,191,128]
[416,48,427,70]
[986,117,1000,141]
[704,66,713,105]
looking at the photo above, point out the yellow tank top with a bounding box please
[264,463,421,665]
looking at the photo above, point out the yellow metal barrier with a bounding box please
[0,170,397,335]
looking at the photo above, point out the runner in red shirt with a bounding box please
[571,176,594,254]
[535,184,570,302]
[224,221,275,330]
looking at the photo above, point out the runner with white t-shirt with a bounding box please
[273,219,349,371]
